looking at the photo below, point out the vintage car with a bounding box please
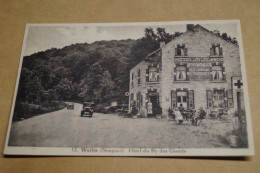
[103,105,128,114]
[67,102,74,109]
[81,102,94,117]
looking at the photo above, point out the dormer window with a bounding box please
[175,44,187,56]
[210,44,223,56]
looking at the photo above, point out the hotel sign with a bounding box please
[174,57,224,81]
[175,57,223,63]
[189,72,211,80]
[189,67,211,72]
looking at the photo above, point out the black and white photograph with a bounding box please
[4,20,254,156]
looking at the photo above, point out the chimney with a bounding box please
[160,42,165,48]
[187,24,195,32]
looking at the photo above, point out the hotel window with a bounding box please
[137,69,141,85]
[210,44,223,56]
[175,66,187,81]
[175,44,187,56]
[146,66,159,82]
[212,66,223,80]
[213,89,225,108]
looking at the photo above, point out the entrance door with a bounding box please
[177,91,187,107]
[148,91,159,116]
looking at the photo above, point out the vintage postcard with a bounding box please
[4,20,254,156]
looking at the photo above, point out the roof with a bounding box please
[192,24,239,46]
[146,47,162,59]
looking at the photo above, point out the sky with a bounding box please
[23,22,238,56]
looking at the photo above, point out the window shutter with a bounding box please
[157,66,160,81]
[141,94,143,106]
[226,89,233,107]
[146,68,149,82]
[220,47,223,55]
[174,67,176,81]
[171,90,177,108]
[207,90,213,108]
[188,90,194,108]
[175,48,178,56]
[184,48,188,56]
[222,67,226,80]
[210,47,213,56]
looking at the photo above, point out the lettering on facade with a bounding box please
[175,57,224,63]
[175,57,224,81]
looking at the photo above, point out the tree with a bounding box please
[221,33,228,41]
[26,76,44,104]
[55,78,73,101]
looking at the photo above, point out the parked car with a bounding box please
[103,105,128,114]
[103,106,116,114]
[81,102,94,117]
[67,102,74,109]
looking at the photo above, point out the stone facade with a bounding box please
[129,24,244,118]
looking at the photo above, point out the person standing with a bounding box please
[174,107,183,125]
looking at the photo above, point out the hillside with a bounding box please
[17,39,143,107]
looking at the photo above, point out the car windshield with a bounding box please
[83,102,93,107]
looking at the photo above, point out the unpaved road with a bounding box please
[8,103,232,148]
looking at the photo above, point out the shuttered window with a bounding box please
[146,65,160,82]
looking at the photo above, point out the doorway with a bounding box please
[148,91,159,116]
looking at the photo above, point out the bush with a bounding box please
[13,101,66,121]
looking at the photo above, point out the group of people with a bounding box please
[168,104,207,125]
[130,102,207,123]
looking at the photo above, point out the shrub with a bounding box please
[13,101,66,121]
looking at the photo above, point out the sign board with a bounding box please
[175,57,223,63]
